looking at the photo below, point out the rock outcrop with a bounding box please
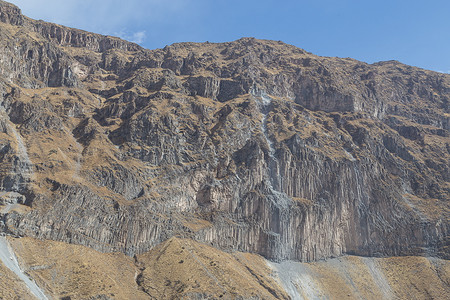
[0,0,448,266]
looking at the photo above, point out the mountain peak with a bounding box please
[0,0,24,26]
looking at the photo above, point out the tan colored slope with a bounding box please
[3,236,450,299]
[8,237,148,300]
[379,256,450,299]
[0,259,38,299]
[6,236,289,299]
[137,237,289,299]
[269,255,450,300]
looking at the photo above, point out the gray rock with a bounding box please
[0,4,448,263]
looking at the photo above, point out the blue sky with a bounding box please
[8,0,450,73]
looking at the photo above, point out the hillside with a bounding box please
[0,0,448,298]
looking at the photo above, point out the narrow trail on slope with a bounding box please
[0,105,48,298]
[0,236,49,299]
[0,207,49,299]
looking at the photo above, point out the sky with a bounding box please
[7,0,450,73]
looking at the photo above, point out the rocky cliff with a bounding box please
[0,0,448,269]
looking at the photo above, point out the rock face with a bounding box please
[0,0,448,264]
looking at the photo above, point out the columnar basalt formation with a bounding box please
[0,0,448,266]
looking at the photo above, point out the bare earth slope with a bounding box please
[0,1,449,297]
[3,236,450,299]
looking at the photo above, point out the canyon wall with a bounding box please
[0,0,448,264]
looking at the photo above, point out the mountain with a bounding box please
[0,1,448,299]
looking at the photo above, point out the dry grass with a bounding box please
[137,237,289,299]
[9,237,148,300]
[3,237,449,299]
[181,217,213,232]
[307,257,389,299]
[402,193,447,221]
[0,259,38,299]
[378,256,450,299]
[291,196,314,206]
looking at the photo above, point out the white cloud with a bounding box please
[130,31,146,44]
[8,0,192,42]
[115,30,146,45]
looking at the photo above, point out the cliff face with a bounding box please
[0,0,448,264]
